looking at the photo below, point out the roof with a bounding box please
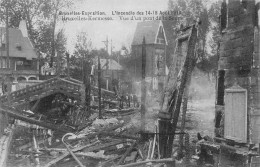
[162,20,177,67]
[99,59,123,70]
[0,27,37,60]
[162,20,176,44]
[132,21,161,45]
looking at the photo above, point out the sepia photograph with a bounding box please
[0,0,259,166]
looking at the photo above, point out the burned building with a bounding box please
[203,0,260,166]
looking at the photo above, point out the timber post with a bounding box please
[57,51,61,77]
[98,54,102,119]
[178,53,196,157]
[66,52,70,78]
[141,37,146,132]
[82,58,91,108]
[5,4,10,133]
[158,22,199,158]
[170,24,198,144]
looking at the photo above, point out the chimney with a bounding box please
[19,20,28,37]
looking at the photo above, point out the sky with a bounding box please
[57,0,169,53]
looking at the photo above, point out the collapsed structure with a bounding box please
[201,0,260,166]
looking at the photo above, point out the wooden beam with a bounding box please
[178,55,196,156]
[141,37,146,132]
[98,55,102,119]
[170,25,198,141]
[31,98,41,112]
[43,140,127,167]
[117,140,138,165]
[0,107,72,133]
[116,158,175,167]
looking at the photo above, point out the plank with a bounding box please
[0,107,72,133]
[116,158,175,167]
[43,140,127,167]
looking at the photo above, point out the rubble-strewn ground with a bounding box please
[176,98,215,167]
[7,97,215,167]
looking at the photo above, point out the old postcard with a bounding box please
[0,0,258,166]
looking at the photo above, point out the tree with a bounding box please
[0,0,74,68]
[70,32,93,80]
[0,0,53,46]
[55,29,67,75]
[196,0,221,77]
[73,32,93,62]
[167,0,221,77]
[48,0,73,67]
[168,0,210,59]
[36,22,67,74]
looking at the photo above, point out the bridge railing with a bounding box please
[65,77,116,97]
[59,78,82,92]
[0,77,117,104]
[0,77,60,103]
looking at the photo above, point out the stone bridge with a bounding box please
[0,77,116,107]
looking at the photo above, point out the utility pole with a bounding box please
[141,37,146,132]
[111,39,113,56]
[5,3,10,134]
[102,36,109,54]
[0,28,2,68]
[98,55,102,119]
[102,36,109,90]
[0,28,2,137]
[66,52,70,78]
[56,51,61,77]
[82,57,91,108]
[6,4,9,69]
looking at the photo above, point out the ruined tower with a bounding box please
[212,0,260,166]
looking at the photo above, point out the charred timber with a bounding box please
[0,107,73,133]
[169,24,198,128]
[141,37,146,132]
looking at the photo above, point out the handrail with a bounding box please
[0,77,60,103]
[0,77,117,104]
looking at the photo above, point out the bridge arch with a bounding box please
[17,76,27,82]
[28,76,37,80]
[9,77,15,82]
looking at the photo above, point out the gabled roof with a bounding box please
[162,20,176,45]
[0,27,37,60]
[132,21,167,45]
[99,59,123,70]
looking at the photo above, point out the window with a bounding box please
[224,86,247,143]
[156,54,164,75]
[23,60,32,66]
[1,43,5,49]
[16,61,23,65]
[16,46,22,51]
[157,38,165,44]
[0,58,10,68]
[217,70,225,105]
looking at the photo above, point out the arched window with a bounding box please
[28,77,37,80]
[9,77,15,82]
[17,76,26,82]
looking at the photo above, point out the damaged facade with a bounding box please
[204,0,260,166]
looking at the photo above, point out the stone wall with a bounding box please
[216,0,260,143]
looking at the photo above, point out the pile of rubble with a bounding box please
[7,113,176,167]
